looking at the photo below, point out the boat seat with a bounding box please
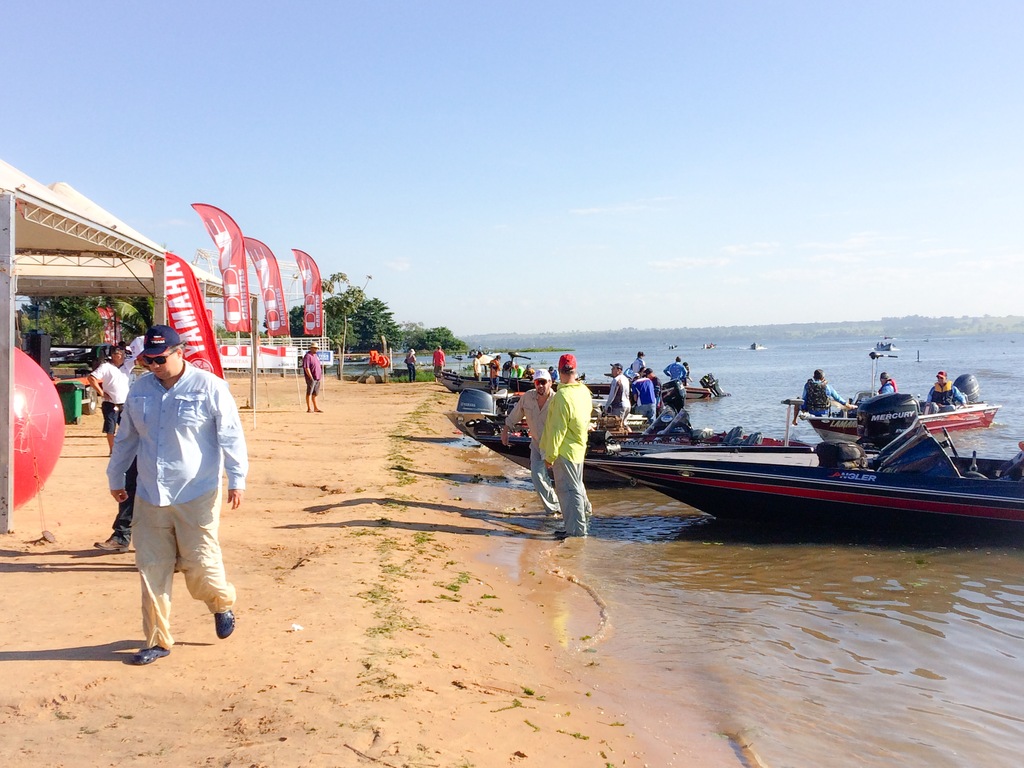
[724,426,744,445]
[741,432,763,446]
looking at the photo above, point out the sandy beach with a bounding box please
[0,374,740,767]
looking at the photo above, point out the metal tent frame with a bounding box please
[1,157,184,532]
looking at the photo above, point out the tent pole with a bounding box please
[1,194,15,533]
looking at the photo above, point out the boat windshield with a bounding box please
[875,421,960,478]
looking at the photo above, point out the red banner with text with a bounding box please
[165,252,225,378]
[243,237,288,337]
[191,203,251,333]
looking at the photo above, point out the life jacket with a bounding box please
[878,377,898,394]
[805,379,831,411]
[931,380,954,405]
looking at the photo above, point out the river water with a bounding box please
[463,333,1024,767]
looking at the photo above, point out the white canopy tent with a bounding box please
[0,157,221,532]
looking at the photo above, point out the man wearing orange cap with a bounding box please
[540,353,593,538]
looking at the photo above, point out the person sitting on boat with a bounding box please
[630,369,658,425]
[500,368,560,516]
[604,363,631,419]
[794,369,851,425]
[663,356,688,384]
[878,372,897,395]
[523,364,536,379]
[924,371,967,413]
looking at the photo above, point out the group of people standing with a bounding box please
[501,354,593,538]
[603,351,690,425]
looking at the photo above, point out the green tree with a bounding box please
[404,325,468,352]
[350,298,402,351]
[288,272,368,347]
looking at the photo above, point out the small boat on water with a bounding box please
[750,343,766,351]
[874,337,899,352]
[587,421,1024,528]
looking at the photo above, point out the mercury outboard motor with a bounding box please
[856,393,920,449]
[953,373,981,404]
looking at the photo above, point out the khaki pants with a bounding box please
[133,487,235,649]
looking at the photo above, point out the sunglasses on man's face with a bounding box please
[534,380,548,387]
[142,347,180,366]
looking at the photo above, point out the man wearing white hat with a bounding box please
[501,368,560,516]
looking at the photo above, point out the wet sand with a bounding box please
[0,374,740,766]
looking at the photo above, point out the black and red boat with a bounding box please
[587,421,1024,528]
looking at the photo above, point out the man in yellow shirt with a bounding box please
[540,354,593,538]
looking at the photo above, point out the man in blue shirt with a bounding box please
[630,369,658,424]
[663,356,688,384]
[794,369,851,425]
[108,325,248,666]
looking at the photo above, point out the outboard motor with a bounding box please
[660,380,686,411]
[953,373,981,404]
[699,373,726,398]
[643,409,677,436]
[455,388,496,415]
[856,393,920,449]
[587,429,620,456]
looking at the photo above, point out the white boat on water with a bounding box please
[874,337,898,352]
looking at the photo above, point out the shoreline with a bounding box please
[1,375,740,766]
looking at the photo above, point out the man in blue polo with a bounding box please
[108,325,248,666]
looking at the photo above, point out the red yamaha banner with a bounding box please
[243,237,288,337]
[291,249,323,336]
[165,252,225,378]
[191,203,251,333]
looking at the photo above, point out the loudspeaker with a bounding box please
[25,332,51,377]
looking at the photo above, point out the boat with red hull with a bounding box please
[807,401,999,442]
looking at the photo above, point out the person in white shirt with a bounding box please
[605,363,631,418]
[500,368,559,516]
[89,345,132,454]
[107,325,248,666]
[629,351,646,378]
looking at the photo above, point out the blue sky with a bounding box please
[5,2,1022,335]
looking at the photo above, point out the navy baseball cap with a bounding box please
[142,325,182,356]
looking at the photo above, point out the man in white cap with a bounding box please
[501,368,560,516]
[107,324,248,665]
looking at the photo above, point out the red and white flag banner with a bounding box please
[191,203,251,333]
[243,237,288,337]
[165,252,225,378]
[97,305,119,345]
[291,249,323,336]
